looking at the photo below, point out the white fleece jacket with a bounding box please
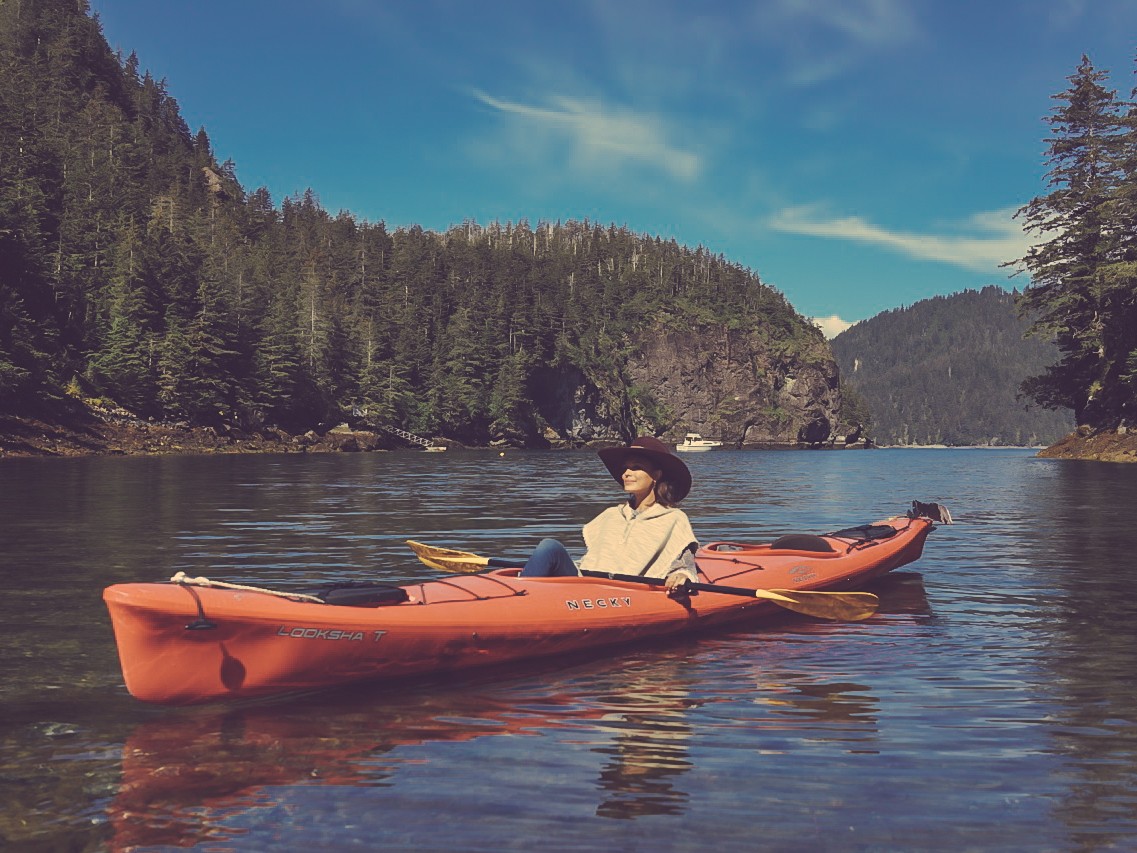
[577,502,698,582]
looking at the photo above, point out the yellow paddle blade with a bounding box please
[424,553,487,573]
[406,540,488,573]
[761,589,879,621]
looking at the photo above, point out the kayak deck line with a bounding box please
[170,571,327,603]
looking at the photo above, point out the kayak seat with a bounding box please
[769,534,836,553]
[701,536,840,556]
[828,524,899,541]
[308,584,410,607]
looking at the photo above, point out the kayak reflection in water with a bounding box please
[520,436,698,593]
[594,675,695,819]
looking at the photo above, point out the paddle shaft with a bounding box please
[425,554,802,603]
[449,557,772,597]
[404,540,878,620]
[564,567,873,619]
[579,570,780,599]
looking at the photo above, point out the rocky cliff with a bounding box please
[534,319,844,448]
[1,321,844,456]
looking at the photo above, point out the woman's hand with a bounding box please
[664,573,690,594]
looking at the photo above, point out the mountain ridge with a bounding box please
[831,286,1073,447]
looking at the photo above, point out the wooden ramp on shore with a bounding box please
[381,425,446,451]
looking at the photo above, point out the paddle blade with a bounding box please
[760,589,879,621]
[427,555,488,572]
[405,540,488,573]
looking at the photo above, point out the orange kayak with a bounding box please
[103,512,940,705]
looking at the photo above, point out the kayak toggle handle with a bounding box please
[178,584,217,630]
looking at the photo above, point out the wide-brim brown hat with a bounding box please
[597,436,692,502]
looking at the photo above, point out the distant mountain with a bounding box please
[830,286,1073,446]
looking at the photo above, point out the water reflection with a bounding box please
[108,680,548,849]
[869,571,933,616]
[108,666,699,847]
[1035,461,1137,848]
[591,675,695,819]
[102,643,904,849]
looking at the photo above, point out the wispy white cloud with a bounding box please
[749,0,921,86]
[810,314,855,338]
[768,204,1033,272]
[1044,0,1088,29]
[779,0,920,45]
[472,89,701,181]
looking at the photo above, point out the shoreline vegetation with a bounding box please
[0,400,809,457]
[2,400,1134,461]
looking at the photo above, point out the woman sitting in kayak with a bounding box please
[520,436,697,592]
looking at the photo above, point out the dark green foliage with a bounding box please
[1012,55,1137,430]
[838,385,873,436]
[0,1,813,442]
[831,287,1073,446]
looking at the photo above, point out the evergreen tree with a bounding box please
[252,305,309,430]
[157,278,241,425]
[1013,56,1131,427]
[489,348,535,440]
[357,357,413,426]
[1104,58,1137,424]
[92,265,158,414]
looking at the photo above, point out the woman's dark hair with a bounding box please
[655,477,681,507]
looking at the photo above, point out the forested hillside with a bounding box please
[831,287,1073,446]
[0,0,824,449]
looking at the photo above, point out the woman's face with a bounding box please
[620,454,662,504]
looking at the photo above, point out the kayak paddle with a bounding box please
[405,540,879,621]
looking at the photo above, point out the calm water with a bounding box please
[2,448,1137,851]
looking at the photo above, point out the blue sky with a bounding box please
[89,1,1137,335]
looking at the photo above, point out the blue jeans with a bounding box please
[520,538,581,577]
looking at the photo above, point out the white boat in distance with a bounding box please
[675,433,724,452]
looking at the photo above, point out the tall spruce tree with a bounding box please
[1014,56,1132,428]
[1105,57,1137,423]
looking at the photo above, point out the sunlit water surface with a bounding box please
[2,448,1136,851]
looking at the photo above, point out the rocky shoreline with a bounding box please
[0,402,403,459]
[2,402,1135,462]
[1034,426,1137,463]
